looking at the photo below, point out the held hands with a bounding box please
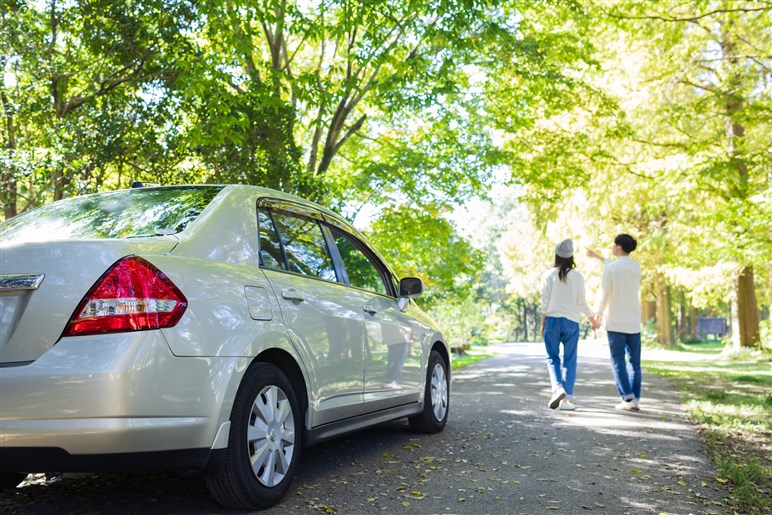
[590,315,601,331]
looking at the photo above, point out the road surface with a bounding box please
[1,340,728,514]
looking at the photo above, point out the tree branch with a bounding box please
[333,114,367,156]
[603,5,770,24]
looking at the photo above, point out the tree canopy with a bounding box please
[1,0,769,347]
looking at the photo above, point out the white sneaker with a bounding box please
[559,400,576,411]
[548,387,566,409]
[615,399,636,411]
[632,398,641,412]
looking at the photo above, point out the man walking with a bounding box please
[587,234,642,411]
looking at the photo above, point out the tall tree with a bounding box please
[597,1,772,347]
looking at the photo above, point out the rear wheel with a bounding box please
[0,473,27,490]
[206,363,301,510]
[409,350,449,433]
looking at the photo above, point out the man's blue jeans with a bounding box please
[543,317,579,397]
[607,331,642,400]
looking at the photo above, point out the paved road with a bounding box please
[1,341,729,514]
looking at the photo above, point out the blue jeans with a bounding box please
[607,331,642,400]
[543,317,579,397]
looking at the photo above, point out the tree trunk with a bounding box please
[690,307,698,340]
[533,304,540,342]
[641,282,656,326]
[522,300,528,342]
[52,167,65,201]
[459,313,466,347]
[678,299,687,343]
[735,265,760,347]
[0,87,18,220]
[720,21,761,349]
[654,272,673,346]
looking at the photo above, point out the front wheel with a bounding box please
[206,363,301,510]
[409,350,449,433]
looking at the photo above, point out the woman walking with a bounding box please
[540,239,597,411]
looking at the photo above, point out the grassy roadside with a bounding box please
[451,350,493,369]
[643,343,772,514]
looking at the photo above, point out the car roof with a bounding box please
[128,183,351,228]
[136,184,393,274]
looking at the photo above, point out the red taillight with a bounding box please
[63,256,188,336]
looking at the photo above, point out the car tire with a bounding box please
[206,362,302,510]
[409,350,449,433]
[0,473,27,490]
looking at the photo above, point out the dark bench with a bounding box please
[697,317,727,339]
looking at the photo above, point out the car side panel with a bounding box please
[262,269,366,427]
[343,291,425,411]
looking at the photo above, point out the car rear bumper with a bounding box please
[0,332,241,472]
[0,416,211,455]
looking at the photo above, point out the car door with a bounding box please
[257,203,366,427]
[326,225,424,413]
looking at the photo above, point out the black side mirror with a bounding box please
[399,277,424,298]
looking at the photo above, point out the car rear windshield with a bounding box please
[0,186,224,243]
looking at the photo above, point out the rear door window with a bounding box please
[257,208,285,269]
[270,210,338,282]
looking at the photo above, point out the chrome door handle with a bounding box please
[362,304,378,315]
[281,289,305,302]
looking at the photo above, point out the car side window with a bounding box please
[330,226,389,296]
[258,208,285,270]
[271,210,338,282]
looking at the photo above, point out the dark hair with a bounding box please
[554,255,576,283]
[615,234,637,254]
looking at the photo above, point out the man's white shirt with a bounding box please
[598,256,641,334]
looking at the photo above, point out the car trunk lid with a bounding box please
[0,239,178,364]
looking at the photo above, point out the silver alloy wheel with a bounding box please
[247,385,296,488]
[430,363,448,421]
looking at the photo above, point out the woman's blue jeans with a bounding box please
[607,331,642,400]
[543,317,579,397]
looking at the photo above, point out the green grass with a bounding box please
[643,343,772,513]
[646,340,726,353]
[451,352,493,369]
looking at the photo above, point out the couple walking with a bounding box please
[539,234,641,412]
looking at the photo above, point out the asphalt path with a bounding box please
[1,340,729,514]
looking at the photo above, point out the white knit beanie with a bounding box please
[555,239,573,258]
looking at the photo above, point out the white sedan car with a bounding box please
[0,184,450,509]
